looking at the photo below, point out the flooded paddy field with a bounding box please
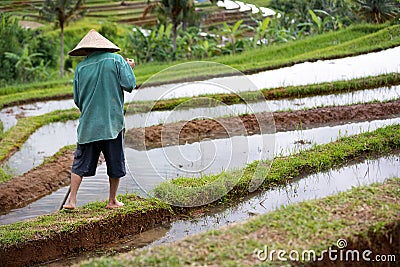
[1,116,399,224]
[27,152,400,266]
[1,45,400,132]
[0,47,399,266]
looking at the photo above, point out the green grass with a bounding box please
[83,177,400,266]
[0,195,172,245]
[0,78,71,97]
[0,167,11,184]
[1,124,399,247]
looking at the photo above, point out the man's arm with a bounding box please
[73,73,80,109]
[118,56,136,92]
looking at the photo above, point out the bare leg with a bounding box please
[63,173,82,209]
[106,177,124,209]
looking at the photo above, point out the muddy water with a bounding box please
[1,117,399,224]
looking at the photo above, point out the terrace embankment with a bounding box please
[0,198,173,267]
[80,178,400,267]
[1,100,399,213]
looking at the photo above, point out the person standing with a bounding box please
[63,29,136,209]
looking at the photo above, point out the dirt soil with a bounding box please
[1,100,399,213]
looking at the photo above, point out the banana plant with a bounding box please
[219,19,245,55]
[5,45,43,83]
[249,17,271,47]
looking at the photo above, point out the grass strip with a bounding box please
[83,177,400,266]
[0,78,71,96]
[0,124,399,247]
[0,85,72,109]
[152,124,400,206]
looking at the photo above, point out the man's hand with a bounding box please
[126,58,135,69]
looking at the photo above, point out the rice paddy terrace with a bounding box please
[0,47,399,265]
[0,5,399,264]
[0,0,266,29]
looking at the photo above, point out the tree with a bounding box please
[38,0,85,77]
[355,0,400,24]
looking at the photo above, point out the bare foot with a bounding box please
[62,203,76,210]
[106,200,124,209]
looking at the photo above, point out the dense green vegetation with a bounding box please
[1,124,399,246]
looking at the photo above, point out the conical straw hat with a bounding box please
[68,29,120,56]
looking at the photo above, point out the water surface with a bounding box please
[1,118,399,224]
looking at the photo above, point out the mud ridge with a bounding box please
[125,100,400,150]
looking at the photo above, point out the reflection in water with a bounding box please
[146,153,400,247]
[4,85,400,176]
[0,99,75,132]
[0,118,399,224]
[125,46,400,102]
[2,121,78,176]
[52,153,400,266]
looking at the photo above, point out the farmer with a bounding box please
[63,29,136,209]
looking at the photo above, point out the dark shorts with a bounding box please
[72,131,126,178]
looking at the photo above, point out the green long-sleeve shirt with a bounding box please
[73,51,136,144]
